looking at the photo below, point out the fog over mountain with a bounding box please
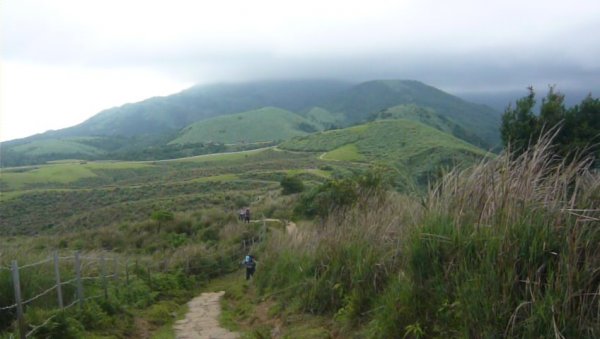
[1,0,599,140]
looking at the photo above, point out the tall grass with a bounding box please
[257,133,599,338]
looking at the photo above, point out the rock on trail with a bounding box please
[174,291,239,339]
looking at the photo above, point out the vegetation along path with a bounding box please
[174,218,295,338]
[174,291,239,339]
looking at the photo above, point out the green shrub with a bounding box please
[294,170,387,219]
[201,227,220,243]
[122,279,157,308]
[167,233,187,248]
[74,300,113,331]
[27,309,84,339]
[145,301,179,326]
[280,176,304,195]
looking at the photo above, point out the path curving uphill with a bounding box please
[174,291,239,339]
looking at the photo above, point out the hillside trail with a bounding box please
[258,218,297,234]
[174,291,239,339]
[173,218,295,339]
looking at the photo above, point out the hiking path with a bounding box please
[174,218,295,338]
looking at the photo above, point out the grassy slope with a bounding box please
[321,144,364,161]
[372,104,449,128]
[0,117,488,233]
[9,138,106,157]
[170,107,318,145]
[371,104,486,146]
[61,80,350,138]
[0,148,349,235]
[253,142,600,338]
[305,107,345,129]
[281,119,487,184]
[322,80,500,148]
[1,161,149,190]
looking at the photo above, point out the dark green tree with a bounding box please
[280,175,304,195]
[539,86,566,128]
[293,169,387,219]
[500,86,537,155]
[565,94,600,150]
[501,87,599,163]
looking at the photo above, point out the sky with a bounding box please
[1,0,599,141]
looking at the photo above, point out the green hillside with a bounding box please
[1,79,500,166]
[170,107,319,144]
[322,80,500,148]
[280,119,488,186]
[305,107,345,129]
[44,80,351,138]
[370,104,488,146]
[0,137,115,166]
[8,138,106,157]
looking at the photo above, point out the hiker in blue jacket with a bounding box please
[242,254,256,280]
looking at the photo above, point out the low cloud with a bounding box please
[1,0,599,140]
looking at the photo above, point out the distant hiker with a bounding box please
[244,208,251,223]
[242,254,256,280]
[238,209,245,221]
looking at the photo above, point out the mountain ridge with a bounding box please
[1,79,501,166]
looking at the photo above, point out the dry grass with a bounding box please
[428,130,599,229]
[257,130,600,338]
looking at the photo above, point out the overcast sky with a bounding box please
[1,0,599,141]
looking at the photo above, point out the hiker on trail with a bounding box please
[242,254,256,280]
[238,209,245,221]
[244,208,251,223]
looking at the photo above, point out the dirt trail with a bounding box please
[258,218,297,234]
[174,291,239,339]
[285,221,297,234]
[174,219,296,338]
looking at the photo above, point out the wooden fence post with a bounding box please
[262,216,266,242]
[113,257,119,298]
[125,259,130,285]
[75,251,84,308]
[11,261,26,339]
[114,258,119,281]
[53,251,64,309]
[101,253,107,300]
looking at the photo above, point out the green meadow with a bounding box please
[0,147,345,235]
[321,144,364,161]
[170,107,318,145]
[10,138,105,157]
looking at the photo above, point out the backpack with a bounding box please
[244,255,256,268]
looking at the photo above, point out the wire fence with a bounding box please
[0,217,270,338]
[0,250,246,338]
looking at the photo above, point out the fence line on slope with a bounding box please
[0,239,263,339]
[0,217,269,338]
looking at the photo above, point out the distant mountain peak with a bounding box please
[1,79,500,166]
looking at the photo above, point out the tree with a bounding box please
[151,210,174,233]
[293,169,388,219]
[500,86,537,155]
[280,175,304,195]
[500,86,599,163]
